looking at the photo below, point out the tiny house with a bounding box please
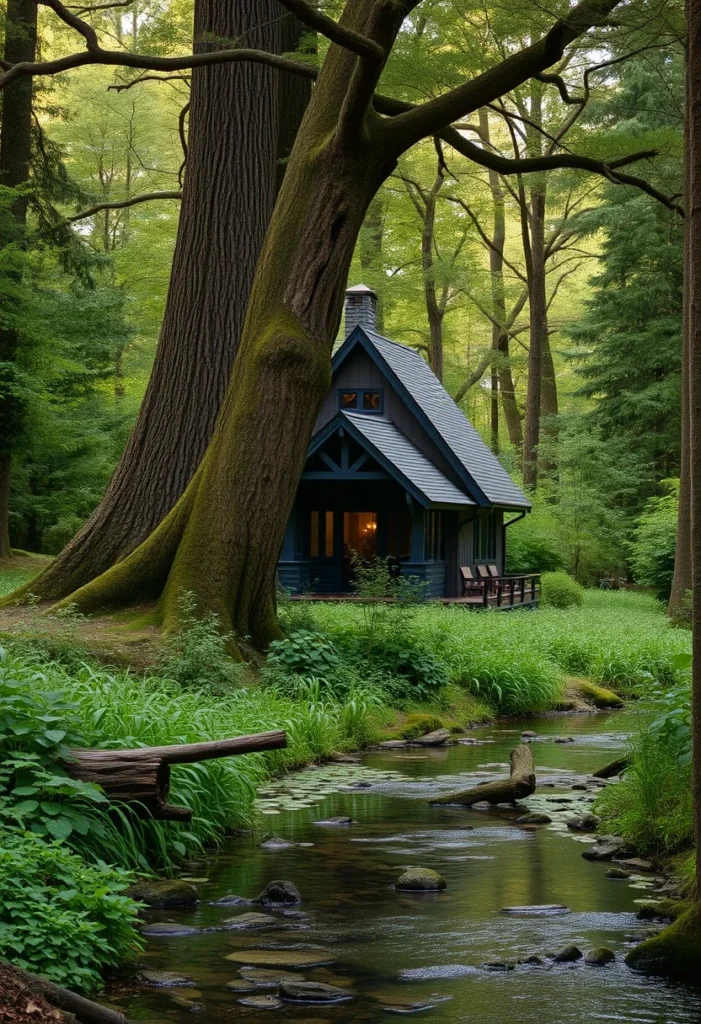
[278,285,531,600]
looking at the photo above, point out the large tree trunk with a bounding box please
[41,5,400,649]
[0,0,37,558]
[669,108,692,619]
[479,108,523,452]
[19,0,309,599]
[626,8,701,979]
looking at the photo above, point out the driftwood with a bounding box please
[65,730,287,821]
[592,756,629,779]
[431,744,536,806]
[19,970,133,1024]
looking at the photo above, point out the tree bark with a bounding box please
[20,0,309,600]
[358,193,386,331]
[669,97,692,619]
[522,78,547,489]
[479,107,523,452]
[0,0,37,558]
[430,744,536,805]
[422,174,445,381]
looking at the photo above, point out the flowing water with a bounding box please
[126,712,701,1023]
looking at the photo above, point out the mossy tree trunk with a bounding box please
[19,0,308,598]
[1,0,649,649]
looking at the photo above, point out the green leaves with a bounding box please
[0,830,142,992]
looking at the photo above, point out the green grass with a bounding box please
[0,563,41,597]
[306,589,690,712]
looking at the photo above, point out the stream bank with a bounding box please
[121,711,701,1023]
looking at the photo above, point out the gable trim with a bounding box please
[333,328,492,506]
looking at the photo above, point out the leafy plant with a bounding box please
[156,591,245,689]
[630,479,679,601]
[265,629,341,680]
[540,571,584,609]
[0,829,142,992]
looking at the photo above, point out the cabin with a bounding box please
[278,285,535,605]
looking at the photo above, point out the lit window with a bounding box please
[362,391,381,411]
[338,389,383,413]
[341,392,358,409]
[325,511,334,558]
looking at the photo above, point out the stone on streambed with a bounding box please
[567,812,601,832]
[582,836,635,861]
[396,868,447,892]
[585,947,616,966]
[554,737,575,744]
[411,729,452,747]
[255,880,302,905]
[553,945,583,963]
[501,904,569,916]
[128,879,198,908]
[210,893,250,906]
[169,995,202,1011]
[618,857,655,873]
[141,969,193,987]
[221,912,279,929]
[141,922,202,937]
[516,812,553,825]
[383,1003,438,1015]
[237,967,303,987]
[260,837,294,850]
[280,981,351,1003]
[238,994,284,1009]
[606,867,632,880]
[226,949,336,968]
[312,817,355,826]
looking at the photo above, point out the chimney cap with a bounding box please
[345,283,377,297]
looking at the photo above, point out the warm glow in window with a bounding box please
[362,391,381,410]
[341,392,358,408]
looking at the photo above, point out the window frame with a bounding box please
[338,388,384,414]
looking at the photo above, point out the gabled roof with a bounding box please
[307,411,474,508]
[331,327,530,509]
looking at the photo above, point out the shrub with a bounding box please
[630,479,678,601]
[365,630,449,702]
[156,591,245,689]
[506,504,565,575]
[540,571,584,609]
[0,829,141,992]
[265,629,341,680]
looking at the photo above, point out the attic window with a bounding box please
[339,389,383,413]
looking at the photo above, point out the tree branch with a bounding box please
[67,191,182,222]
[109,73,191,92]
[0,0,318,90]
[275,0,383,62]
[439,126,682,214]
[386,0,626,149]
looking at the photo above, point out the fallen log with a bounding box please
[64,729,287,821]
[430,744,536,806]
[18,969,133,1024]
[592,756,629,779]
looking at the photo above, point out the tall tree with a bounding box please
[0,0,679,650]
[19,0,310,598]
[0,0,38,557]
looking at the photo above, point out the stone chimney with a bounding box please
[344,284,378,337]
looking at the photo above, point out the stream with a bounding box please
[125,712,701,1023]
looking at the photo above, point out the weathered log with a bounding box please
[19,969,133,1024]
[592,756,629,779]
[430,744,536,806]
[65,729,287,821]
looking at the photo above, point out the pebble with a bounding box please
[312,817,355,826]
[221,912,278,929]
[141,923,201,937]
[141,970,192,987]
[566,813,601,832]
[396,868,447,892]
[585,947,616,966]
[606,867,631,879]
[280,981,351,1003]
[516,812,553,825]
[260,837,294,850]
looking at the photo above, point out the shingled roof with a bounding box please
[332,327,530,510]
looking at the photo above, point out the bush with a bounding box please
[0,829,141,992]
[506,504,565,574]
[265,629,341,680]
[630,479,678,601]
[156,591,245,689]
[540,571,584,609]
[367,631,449,701]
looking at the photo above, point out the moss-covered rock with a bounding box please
[401,714,444,740]
[576,680,624,709]
[395,868,447,892]
[625,900,701,981]
[127,879,198,907]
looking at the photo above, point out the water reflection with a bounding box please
[126,712,701,1023]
